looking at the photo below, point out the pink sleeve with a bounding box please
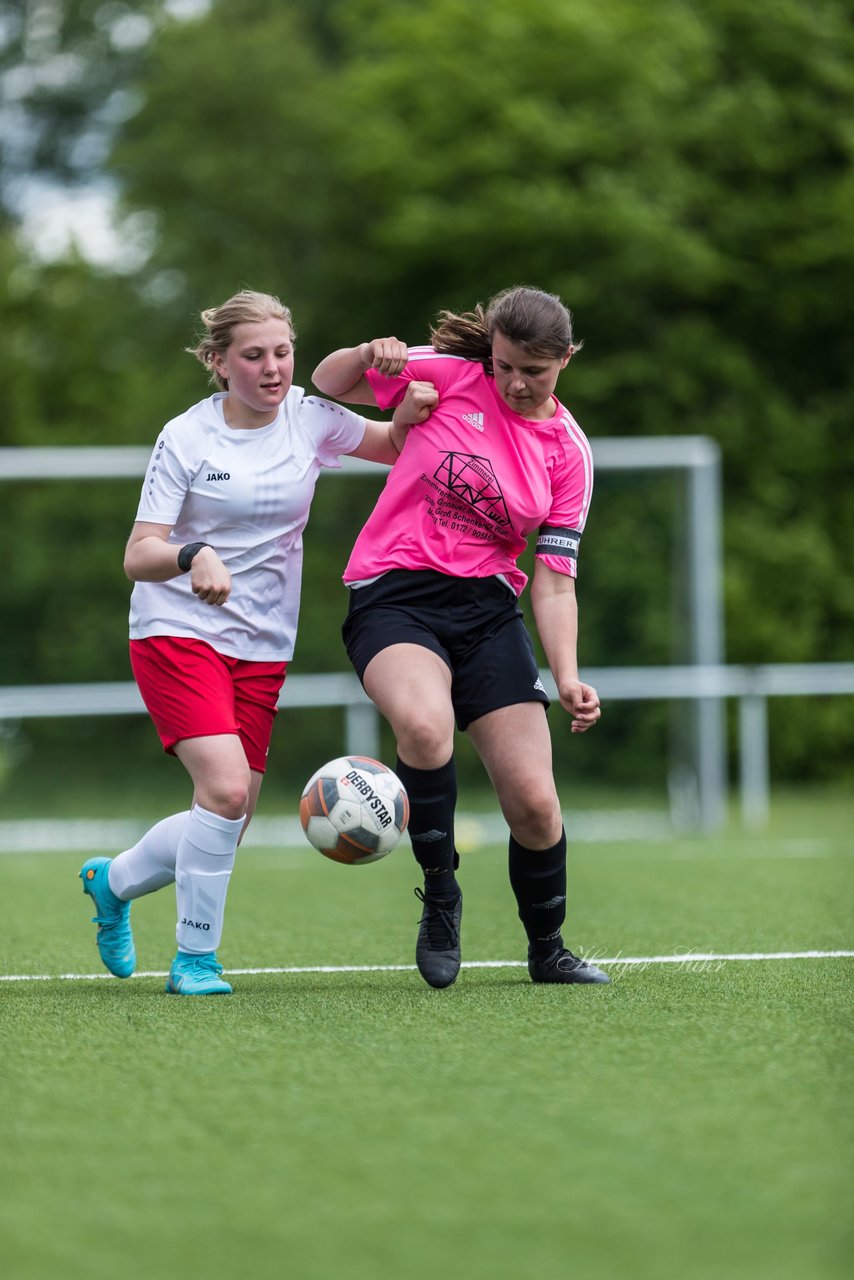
[534,426,594,579]
[365,366,412,411]
[365,348,463,410]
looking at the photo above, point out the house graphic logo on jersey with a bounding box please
[434,453,512,530]
[461,412,484,431]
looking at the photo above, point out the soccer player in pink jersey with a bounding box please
[312,286,609,988]
[78,289,411,995]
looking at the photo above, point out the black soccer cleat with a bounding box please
[528,946,610,985]
[414,886,462,989]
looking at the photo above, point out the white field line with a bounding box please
[1,950,852,983]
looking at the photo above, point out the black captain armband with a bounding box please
[177,542,212,572]
[535,526,581,562]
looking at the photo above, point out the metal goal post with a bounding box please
[0,439,726,828]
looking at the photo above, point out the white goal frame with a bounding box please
[2,440,727,827]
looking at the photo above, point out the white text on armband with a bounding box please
[535,527,581,560]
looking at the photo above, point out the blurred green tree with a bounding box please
[1,0,852,789]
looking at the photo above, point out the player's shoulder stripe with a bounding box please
[406,346,471,363]
[557,409,594,530]
[558,410,593,460]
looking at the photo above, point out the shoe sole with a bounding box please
[165,986,232,996]
[529,968,610,985]
[416,961,460,990]
[165,976,232,996]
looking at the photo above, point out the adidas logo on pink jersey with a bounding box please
[462,412,484,431]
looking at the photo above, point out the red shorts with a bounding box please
[129,637,287,773]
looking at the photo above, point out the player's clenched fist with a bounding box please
[362,337,408,377]
[561,681,601,734]
[395,381,438,426]
[190,546,232,607]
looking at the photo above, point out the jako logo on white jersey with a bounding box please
[462,412,484,431]
[205,471,230,481]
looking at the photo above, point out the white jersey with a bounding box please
[129,388,365,661]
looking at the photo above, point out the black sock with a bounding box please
[508,830,567,954]
[395,754,460,898]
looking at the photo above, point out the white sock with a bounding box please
[175,805,245,954]
[108,812,190,900]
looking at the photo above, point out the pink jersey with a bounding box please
[343,348,594,596]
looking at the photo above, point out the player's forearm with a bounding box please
[312,345,373,399]
[124,538,179,581]
[349,419,405,466]
[530,570,581,690]
[124,534,212,583]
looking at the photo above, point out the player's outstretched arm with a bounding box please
[312,338,408,404]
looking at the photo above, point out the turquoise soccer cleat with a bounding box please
[79,857,136,978]
[165,951,233,996]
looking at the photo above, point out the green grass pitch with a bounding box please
[1,799,851,1280]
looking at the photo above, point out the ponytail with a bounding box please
[430,304,493,364]
[429,288,580,368]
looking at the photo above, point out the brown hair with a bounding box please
[187,289,296,389]
[430,286,581,368]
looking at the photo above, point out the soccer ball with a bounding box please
[299,756,410,865]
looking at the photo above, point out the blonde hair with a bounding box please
[187,289,296,389]
[430,286,581,369]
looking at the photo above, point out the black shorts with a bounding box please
[342,569,550,731]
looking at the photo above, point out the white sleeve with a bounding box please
[300,396,366,469]
[134,428,195,525]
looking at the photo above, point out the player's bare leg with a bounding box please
[467,703,562,848]
[363,643,455,768]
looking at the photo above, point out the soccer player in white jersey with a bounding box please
[79,289,414,995]
[312,286,609,989]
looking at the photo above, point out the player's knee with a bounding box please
[396,712,454,769]
[199,774,251,820]
[506,785,562,847]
